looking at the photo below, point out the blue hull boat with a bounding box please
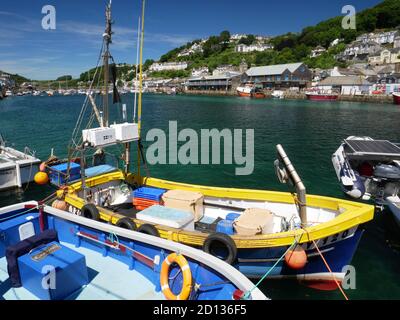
[0,201,267,300]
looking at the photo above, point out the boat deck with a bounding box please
[0,242,164,300]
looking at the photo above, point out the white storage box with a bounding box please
[110,123,139,143]
[82,127,116,147]
[136,205,194,231]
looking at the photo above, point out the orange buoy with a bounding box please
[285,246,307,270]
[34,172,49,185]
[52,199,69,211]
[39,162,47,172]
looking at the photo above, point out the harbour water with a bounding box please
[0,94,399,299]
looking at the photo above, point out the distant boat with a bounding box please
[0,134,41,191]
[46,90,54,96]
[305,90,339,101]
[5,90,13,97]
[393,92,400,105]
[272,90,284,99]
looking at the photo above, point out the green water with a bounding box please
[0,94,399,300]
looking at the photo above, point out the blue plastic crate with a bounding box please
[225,213,241,221]
[49,162,81,186]
[133,187,166,201]
[216,219,234,235]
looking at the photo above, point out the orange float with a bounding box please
[285,246,307,270]
[34,172,49,185]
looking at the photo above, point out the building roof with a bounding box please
[319,76,372,86]
[246,63,304,76]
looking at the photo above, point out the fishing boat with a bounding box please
[237,82,266,98]
[393,92,400,105]
[271,90,284,99]
[0,201,266,300]
[305,90,339,101]
[332,136,400,225]
[0,134,41,191]
[37,1,374,285]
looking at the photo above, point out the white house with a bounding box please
[368,48,400,65]
[356,30,399,45]
[149,62,188,72]
[235,43,274,53]
[337,40,382,61]
[317,76,373,95]
[310,46,327,58]
[191,67,209,77]
[212,65,238,76]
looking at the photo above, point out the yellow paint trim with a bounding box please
[63,172,374,248]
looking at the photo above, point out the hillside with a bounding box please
[153,0,400,73]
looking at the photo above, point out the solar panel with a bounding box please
[345,139,400,160]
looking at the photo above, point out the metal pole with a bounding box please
[133,16,141,123]
[103,1,112,127]
[276,144,307,226]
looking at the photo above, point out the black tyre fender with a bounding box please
[81,204,100,221]
[138,224,160,237]
[203,232,237,265]
[116,217,137,231]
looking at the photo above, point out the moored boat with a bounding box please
[0,200,267,300]
[0,134,41,191]
[37,1,374,286]
[305,91,339,101]
[393,92,400,105]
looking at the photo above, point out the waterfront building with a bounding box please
[149,61,188,72]
[185,72,242,92]
[244,62,312,89]
[317,76,373,95]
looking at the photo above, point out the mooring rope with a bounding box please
[312,239,349,300]
[243,238,298,300]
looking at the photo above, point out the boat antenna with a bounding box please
[103,0,113,127]
[137,0,146,178]
[133,16,141,122]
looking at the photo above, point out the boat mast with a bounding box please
[137,0,146,178]
[133,16,141,122]
[103,0,113,127]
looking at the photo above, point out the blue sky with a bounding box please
[0,0,382,80]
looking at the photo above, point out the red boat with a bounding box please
[305,91,339,101]
[393,93,400,105]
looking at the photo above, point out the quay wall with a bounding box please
[182,89,394,104]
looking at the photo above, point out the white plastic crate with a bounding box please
[110,123,139,143]
[82,127,116,147]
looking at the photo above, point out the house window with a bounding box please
[276,76,281,81]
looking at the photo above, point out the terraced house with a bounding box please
[243,62,312,89]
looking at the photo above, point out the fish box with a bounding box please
[110,123,139,143]
[82,127,116,147]
[233,208,274,236]
[0,212,40,258]
[49,162,81,186]
[162,190,204,222]
[18,241,88,300]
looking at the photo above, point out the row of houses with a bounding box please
[185,62,312,91]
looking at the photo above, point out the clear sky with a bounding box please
[0,0,382,80]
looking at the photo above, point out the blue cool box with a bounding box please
[0,212,40,258]
[18,241,88,300]
[49,162,81,186]
[216,220,235,235]
[133,187,166,201]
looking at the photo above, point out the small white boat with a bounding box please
[5,90,13,97]
[0,135,41,191]
[271,90,284,99]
